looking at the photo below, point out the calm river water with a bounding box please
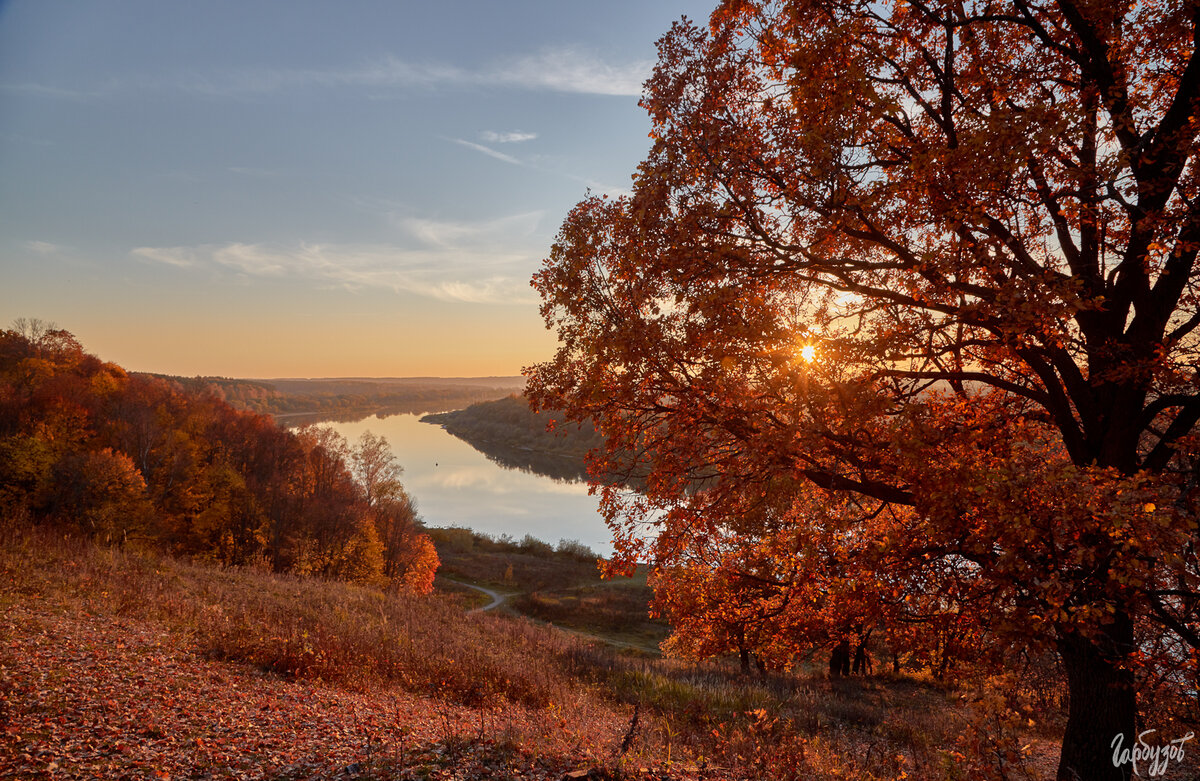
[319,413,613,556]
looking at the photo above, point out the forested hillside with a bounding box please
[0,323,437,590]
[422,395,602,482]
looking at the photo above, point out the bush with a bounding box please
[518,534,554,556]
[555,538,595,560]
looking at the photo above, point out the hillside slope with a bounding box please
[0,525,1051,780]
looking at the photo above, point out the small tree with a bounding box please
[389,528,439,595]
[46,448,153,544]
[351,431,404,508]
[335,509,388,586]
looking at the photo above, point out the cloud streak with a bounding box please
[452,139,522,166]
[490,48,649,96]
[132,212,546,305]
[5,46,651,101]
[396,211,542,248]
[26,240,64,256]
[480,130,537,144]
[134,242,537,304]
[131,246,196,267]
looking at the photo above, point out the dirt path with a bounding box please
[444,578,509,612]
[442,579,660,653]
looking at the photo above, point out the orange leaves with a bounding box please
[390,531,439,595]
[529,8,1198,771]
[0,326,440,594]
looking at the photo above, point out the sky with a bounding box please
[0,1,714,378]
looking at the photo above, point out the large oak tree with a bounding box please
[527,1,1200,778]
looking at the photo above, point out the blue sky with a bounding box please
[0,1,713,377]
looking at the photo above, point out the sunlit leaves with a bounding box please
[527,2,1198,775]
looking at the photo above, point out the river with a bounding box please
[315,412,614,556]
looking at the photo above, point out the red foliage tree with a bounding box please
[45,447,154,544]
[527,3,1199,778]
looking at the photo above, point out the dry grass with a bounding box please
[1,524,592,711]
[571,651,984,780]
[514,584,669,649]
[2,523,1068,779]
[433,546,600,593]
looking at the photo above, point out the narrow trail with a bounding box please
[443,578,661,655]
[443,578,509,613]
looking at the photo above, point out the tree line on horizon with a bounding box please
[157,374,524,419]
[0,320,437,592]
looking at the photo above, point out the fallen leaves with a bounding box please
[0,605,629,780]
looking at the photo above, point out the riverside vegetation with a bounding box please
[422,395,602,484]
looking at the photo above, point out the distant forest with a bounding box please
[151,375,526,422]
[422,395,602,483]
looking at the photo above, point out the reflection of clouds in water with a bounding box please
[417,465,589,496]
[472,502,532,518]
[417,465,494,490]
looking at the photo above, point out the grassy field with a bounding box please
[428,526,670,652]
[511,576,669,653]
[1,523,1070,779]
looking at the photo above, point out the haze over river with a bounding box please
[320,413,614,556]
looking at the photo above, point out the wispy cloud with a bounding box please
[451,138,522,166]
[480,130,537,144]
[26,240,64,256]
[131,212,545,305]
[448,137,635,197]
[131,246,196,267]
[318,47,650,96]
[396,211,543,248]
[490,48,650,96]
[3,46,651,101]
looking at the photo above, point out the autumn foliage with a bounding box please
[0,321,437,591]
[528,1,1199,779]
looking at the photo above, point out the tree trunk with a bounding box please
[729,633,748,676]
[1056,613,1137,781]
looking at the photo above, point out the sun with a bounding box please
[799,344,817,363]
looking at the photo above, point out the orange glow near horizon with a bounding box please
[59,308,558,380]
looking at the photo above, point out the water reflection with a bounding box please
[316,413,613,556]
[464,442,591,484]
